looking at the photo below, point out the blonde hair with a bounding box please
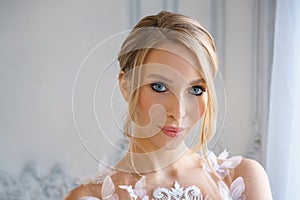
[118,11,218,155]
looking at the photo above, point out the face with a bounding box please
[128,43,208,151]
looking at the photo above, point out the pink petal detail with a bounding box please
[79,197,100,200]
[218,150,229,160]
[230,177,245,199]
[135,176,147,198]
[135,176,146,189]
[219,156,243,169]
[142,196,149,200]
[135,188,147,199]
[101,176,116,199]
[218,180,230,195]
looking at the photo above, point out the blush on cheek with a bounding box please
[188,99,207,122]
[133,99,167,138]
[134,104,150,127]
[135,101,167,126]
[148,104,167,125]
[200,99,207,116]
[134,86,158,125]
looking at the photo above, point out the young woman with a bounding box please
[65,11,272,200]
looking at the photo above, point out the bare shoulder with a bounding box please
[234,158,273,200]
[64,183,101,200]
[235,158,266,177]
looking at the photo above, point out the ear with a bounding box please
[118,71,130,102]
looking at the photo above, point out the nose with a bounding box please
[166,93,186,121]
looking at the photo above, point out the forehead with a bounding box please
[142,43,203,81]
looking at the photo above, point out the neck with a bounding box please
[115,142,192,174]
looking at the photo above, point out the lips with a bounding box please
[159,126,185,138]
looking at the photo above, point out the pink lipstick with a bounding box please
[159,126,185,138]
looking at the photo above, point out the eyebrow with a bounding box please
[146,74,205,85]
[146,74,173,83]
[190,78,206,85]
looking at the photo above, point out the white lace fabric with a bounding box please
[77,150,246,200]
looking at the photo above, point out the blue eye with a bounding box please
[189,86,206,96]
[151,82,167,92]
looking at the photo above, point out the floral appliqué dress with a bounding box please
[76,150,246,200]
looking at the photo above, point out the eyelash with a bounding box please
[189,86,206,96]
[150,82,206,96]
[151,82,167,93]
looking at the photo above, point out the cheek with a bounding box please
[136,92,152,124]
[135,88,167,126]
[187,95,208,122]
[198,98,207,118]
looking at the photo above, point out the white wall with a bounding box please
[0,0,258,180]
[0,0,129,177]
[222,0,255,156]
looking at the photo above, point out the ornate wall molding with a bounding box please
[0,161,76,200]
